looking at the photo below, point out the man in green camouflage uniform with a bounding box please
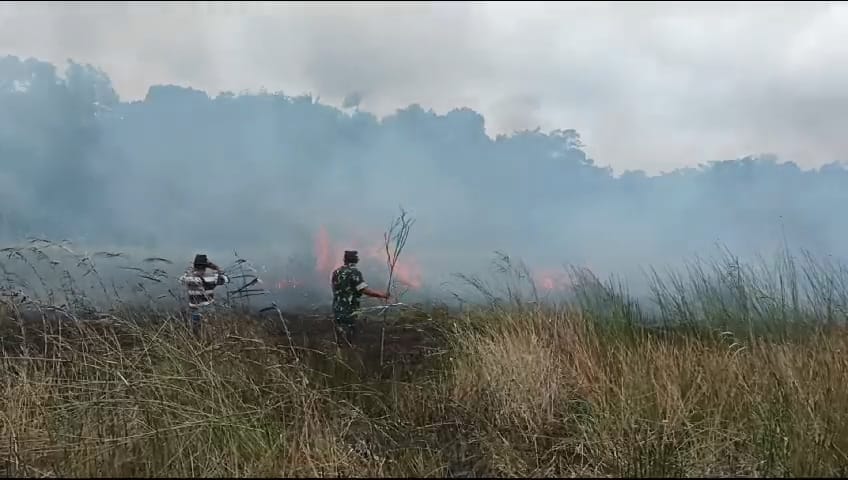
[331,250,389,345]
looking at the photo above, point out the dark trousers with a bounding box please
[188,307,205,334]
[334,314,356,346]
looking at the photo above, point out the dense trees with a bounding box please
[1,54,845,275]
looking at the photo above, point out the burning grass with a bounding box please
[3,247,848,476]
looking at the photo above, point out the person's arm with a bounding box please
[363,286,389,300]
[203,261,229,285]
[352,269,389,300]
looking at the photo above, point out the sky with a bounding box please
[1,1,846,174]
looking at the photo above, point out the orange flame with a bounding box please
[279,229,577,296]
[310,226,423,290]
[533,269,571,292]
[314,226,334,278]
[392,257,423,289]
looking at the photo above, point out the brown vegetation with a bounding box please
[2,301,848,477]
[3,247,848,477]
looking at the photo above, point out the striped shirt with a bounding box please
[179,269,230,308]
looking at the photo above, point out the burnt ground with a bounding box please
[0,303,453,378]
[254,307,451,374]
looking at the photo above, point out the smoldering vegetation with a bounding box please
[3,54,848,477]
[3,53,848,333]
[1,54,848,294]
[3,245,848,477]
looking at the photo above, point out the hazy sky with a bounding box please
[1,1,846,174]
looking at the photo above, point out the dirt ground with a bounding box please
[255,307,449,370]
[0,302,450,376]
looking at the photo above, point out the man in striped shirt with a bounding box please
[179,254,229,333]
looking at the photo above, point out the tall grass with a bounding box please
[450,308,848,476]
[3,246,848,476]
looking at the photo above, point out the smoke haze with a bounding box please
[1,2,847,302]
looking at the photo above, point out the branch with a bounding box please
[383,206,415,302]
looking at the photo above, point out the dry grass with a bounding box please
[450,309,848,476]
[1,305,847,477]
[3,246,848,477]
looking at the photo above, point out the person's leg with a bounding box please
[190,308,202,335]
[345,317,356,343]
[335,314,356,346]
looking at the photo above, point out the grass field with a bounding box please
[2,248,848,477]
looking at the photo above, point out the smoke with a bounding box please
[1,54,848,304]
[3,2,847,175]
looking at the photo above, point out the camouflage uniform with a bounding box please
[331,264,368,342]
